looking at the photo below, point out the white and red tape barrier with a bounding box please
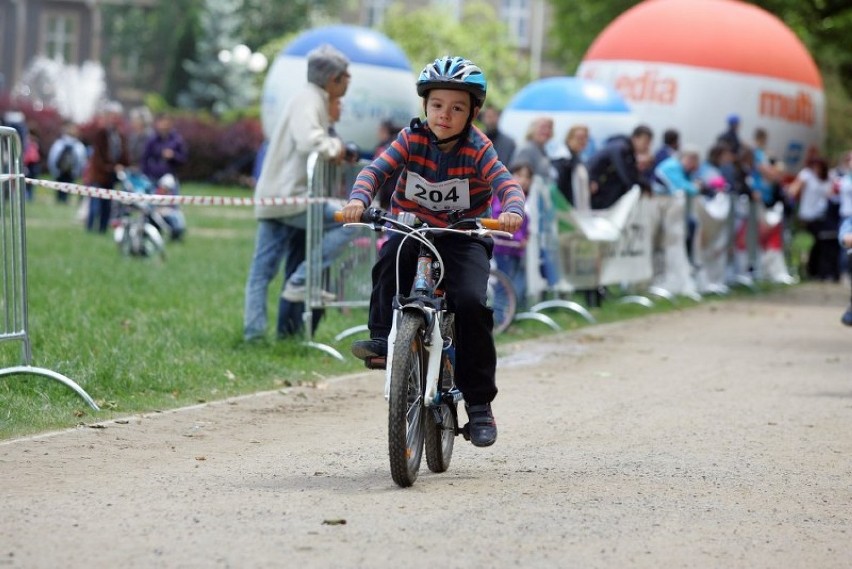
[25,178,330,207]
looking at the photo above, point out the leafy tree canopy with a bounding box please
[380,0,531,109]
[239,0,343,51]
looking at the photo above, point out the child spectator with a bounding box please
[492,161,533,309]
[788,157,839,281]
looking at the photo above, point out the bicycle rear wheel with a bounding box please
[388,312,427,487]
[488,267,517,334]
[425,314,456,473]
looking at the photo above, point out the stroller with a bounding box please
[113,170,186,259]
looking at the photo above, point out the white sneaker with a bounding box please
[282,282,336,302]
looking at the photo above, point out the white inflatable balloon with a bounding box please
[260,25,422,153]
[577,0,825,170]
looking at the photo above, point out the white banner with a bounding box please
[558,188,654,287]
[693,193,733,293]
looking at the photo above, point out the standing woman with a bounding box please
[514,116,563,290]
[788,157,838,281]
[86,102,129,233]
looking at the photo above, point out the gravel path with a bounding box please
[2,283,851,568]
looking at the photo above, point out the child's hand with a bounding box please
[341,199,365,223]
[842,234,852,248]
[499,212,523,234]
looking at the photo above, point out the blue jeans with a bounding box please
[839,217,852,248]
[283,203,356,286]
[87,197,113,233]
[244,220,301,340]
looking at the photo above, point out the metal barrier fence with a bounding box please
[561,192,789,291]
[0,126,98,409]
[523,186,794,321]
[303,153,375,359]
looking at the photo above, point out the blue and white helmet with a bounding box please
[416,56,487,107]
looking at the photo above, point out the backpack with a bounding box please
[57,143,77,177]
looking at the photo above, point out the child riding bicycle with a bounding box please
[340,56,525,447]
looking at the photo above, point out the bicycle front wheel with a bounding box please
[488,267,517,334]
[388,312,427,487]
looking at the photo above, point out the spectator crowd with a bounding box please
[472,109,852,324]
[4,65,851,331]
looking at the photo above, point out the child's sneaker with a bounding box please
[351,338,388,360]
[282,281,335,302]
[465,403,497,447]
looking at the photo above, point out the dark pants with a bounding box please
[87,197,112,233]
[368,232,497,405]
[806,220,840,281]
[56,174,72,203]
[276,228,324,338]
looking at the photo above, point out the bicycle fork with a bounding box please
[383,306,443,407]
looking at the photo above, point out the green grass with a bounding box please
[0,184,778,439]
[0,184,363,438]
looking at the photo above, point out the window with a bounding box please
[501,0,530,48]
[41,11,79,63]
[365,0,391,27]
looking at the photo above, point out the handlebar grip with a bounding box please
[478,218,501,230]
[333,211,344,223]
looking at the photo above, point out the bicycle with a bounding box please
[488,266,517,334]
[113,170,167,260]
[339,207,509,487]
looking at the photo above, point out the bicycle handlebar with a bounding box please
[333,208,503,233]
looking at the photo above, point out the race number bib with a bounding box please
[404,171,470,212]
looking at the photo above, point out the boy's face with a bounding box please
[426,89,476,141]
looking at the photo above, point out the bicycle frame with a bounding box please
[383,225,447,407]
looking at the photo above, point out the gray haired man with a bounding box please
[244,44,354,341]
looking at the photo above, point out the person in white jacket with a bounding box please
[244,44,354,341]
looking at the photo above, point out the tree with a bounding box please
[380,1,530,109]
[546,0,639,74]
[178,0,256,115]
[239,0,343,51]
[162,9,200,107]
[101,0,201,101]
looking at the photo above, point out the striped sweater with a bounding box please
[350,120,525,227]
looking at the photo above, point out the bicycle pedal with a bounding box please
[460,422,471,441]
[364,356,386,370]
